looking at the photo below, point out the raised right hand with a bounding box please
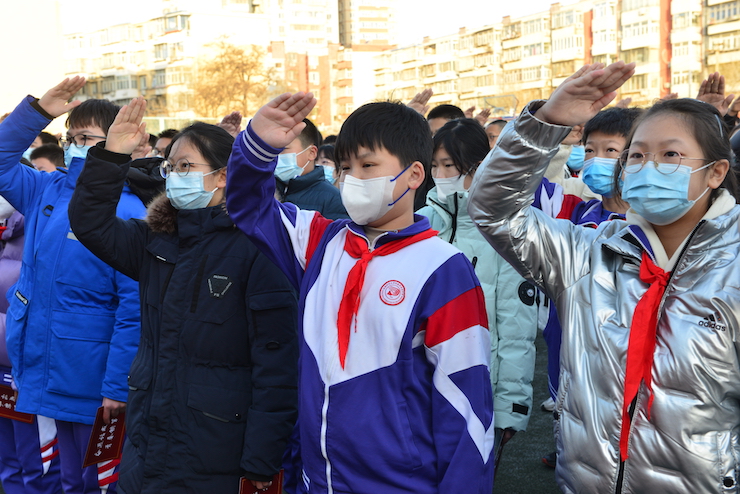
[38,77,86,118]
[105,97,148,155]
[251,92,317,149]
[537,61,635,127]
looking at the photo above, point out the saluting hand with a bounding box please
[38,76,86,118]
[252,92,317,149]
[537,61,635,127]
[106,97,148,156]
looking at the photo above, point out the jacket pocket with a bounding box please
[185,383,250,475]
[56,235,115,307]
[46,310,115,400]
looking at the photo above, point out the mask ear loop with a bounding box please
[387,163,415,206]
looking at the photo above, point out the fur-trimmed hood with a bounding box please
[145,192,179,234]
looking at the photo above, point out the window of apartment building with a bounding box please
[553,36,581,52]
[459,35,473,50]
[102,53,114,69]
[523,43,545,56]
[116,76,130,91]
[552,10,576,29]
[621,47,650,63]
[287,53,298,65]
[169,42,184,61]
[433,80,457,93]
[153,69,166,87]
[504,69,521,84]
[154,44,168,61]
[503,23,521,40]
[476,74,494,86]
[474,53,493,65]
[708,1,740,23]
[623,74,647,91]
[474,29,493,47]
[139,75,148,90]
[594,29,616,44]
[522,19,543,35]
[552,60,576,77]
[503,47,521,62]
[671,71,701,86]
[439,61,455,73]
[592,54,611,65]
[672,11,700,28]
[710,32,740,50]
[102,77,115,93]
[622,0,658,11]
[522,67,544,82]
[421,64,436,78]
[293,24,322,30]
[594,1,616,17]
[673,41,700,57]
[402,68,416,81]
[623,20,656,37]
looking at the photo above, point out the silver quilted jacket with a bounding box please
[468,101,740,494]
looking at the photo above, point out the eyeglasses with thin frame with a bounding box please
[60,134,107,150]
[619,149,714,175]
[159,159,214,178]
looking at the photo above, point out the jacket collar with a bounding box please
[145,192,234,237]
[346,214,434,249]
[284,166,325,193]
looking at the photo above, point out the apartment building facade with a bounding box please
[373,0,740,116]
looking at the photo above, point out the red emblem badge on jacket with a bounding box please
[380,280,405,305]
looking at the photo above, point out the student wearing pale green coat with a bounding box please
[417,118,538,466]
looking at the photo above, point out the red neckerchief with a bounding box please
[336,228,438,369]
[619,251,670,459]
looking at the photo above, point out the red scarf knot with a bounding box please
[619,251,670,460]
[336,228,438,369]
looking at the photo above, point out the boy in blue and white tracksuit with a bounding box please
[227,96,494,493]
[0,83,144,494]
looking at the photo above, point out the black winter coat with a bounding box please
[68,145,299,494]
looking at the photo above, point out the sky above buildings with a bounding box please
[58,0,577,45]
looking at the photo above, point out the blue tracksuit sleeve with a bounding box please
[226,123,333,290]
[419,255,495,491]
[101,268,141,402]
[0,96,55,214]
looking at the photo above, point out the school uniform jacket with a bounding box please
[226,124,495,494]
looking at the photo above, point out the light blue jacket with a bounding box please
[418,187,537,431]
[1,96,144,424]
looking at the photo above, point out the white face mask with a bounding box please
[433,174,467,202]
[339,167,411,225]
[0,196,15,220]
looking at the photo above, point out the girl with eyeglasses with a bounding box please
[69,98,299,494]
[468,62,740,493]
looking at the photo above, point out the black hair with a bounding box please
[334,101,433,177]
[318,144,335,162]
[427,104,465,121]
[166,122,234,171]
[583,107,644,144]
[613,98,739,203]
[158,128,179,139]
[65,99,121,135]
[297,118,322,149]
[38,132,59,146]
[30,144,64,167]
[322,134,337,145]
[485,119,507,130]
[433,118,489,176]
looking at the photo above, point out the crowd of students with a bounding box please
[0,60,738,494]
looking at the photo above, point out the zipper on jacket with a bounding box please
[615,221,705,493]
[449,194,459,244]
[190,255,208,313]
[320,383,333,494]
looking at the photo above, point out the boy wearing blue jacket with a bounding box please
[1,78,143,494]
[226,93,494,493]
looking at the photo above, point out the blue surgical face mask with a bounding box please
[275,147,310,182]
[567,145,586,171]
[322,165,336,184]
[621,161,713,225]
[22,147,33,162]
[581,157,618,196]
[166,169,219,210]
[64,145,92,167]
